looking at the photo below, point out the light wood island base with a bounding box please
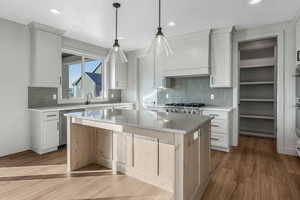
[67,116,211,200]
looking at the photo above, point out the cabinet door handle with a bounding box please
[211,76,214,86]
[47,114,57,117]
[211,124,219,127]
[157,138,160,176]
[211,137,219,141]
[57,122,59,131]
[132,133,134,167]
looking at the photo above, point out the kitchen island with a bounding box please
[65,108,212,200]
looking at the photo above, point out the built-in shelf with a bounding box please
[239,114,275,120]
[240,130,275,138]
[240,64,274,69]
[240,57,275,69]
[239,38,276,138]
[240,98,274,102]
[239,39,275,51]
[240,81,274,85]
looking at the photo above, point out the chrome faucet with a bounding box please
[86,92,93,105]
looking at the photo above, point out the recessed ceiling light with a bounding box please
[249,0,262,5]
[50,9,61,15]
[167,21,176,27]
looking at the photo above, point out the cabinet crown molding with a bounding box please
[28,21,65,35]
[211,26,235,35]
[168,29,211,40]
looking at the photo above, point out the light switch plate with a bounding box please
[52,94,57,100]
[210,94,215,100]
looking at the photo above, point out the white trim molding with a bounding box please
[232,21,297,156]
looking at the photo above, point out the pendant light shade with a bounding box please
[105,3,127,63]
[146,0,173,57]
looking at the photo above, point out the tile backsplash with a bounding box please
[157,77,233,106]
[28,87,58,108]
[28,87,122,108]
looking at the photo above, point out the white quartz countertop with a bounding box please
[144,104,234,112]
[65,108,213,135]
[28,103,134,112]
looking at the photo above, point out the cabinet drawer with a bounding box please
[211,119,228,133]
[203,110,228,120]
[43,111,59,120]
[211,133,228,148]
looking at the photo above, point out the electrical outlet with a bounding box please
[210,94,215,100]
[52,94,57,100]
[111,93,115,98]
[166,93,169,99]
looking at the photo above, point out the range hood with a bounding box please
[161,30,211,77]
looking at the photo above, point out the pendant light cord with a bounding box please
[158,0,161,28]
[115,6,118,40]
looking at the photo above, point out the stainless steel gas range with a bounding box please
[164,103,206,115]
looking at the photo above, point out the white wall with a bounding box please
[0,18,110,157]
[233,21,297,155]
[0,18,30,157]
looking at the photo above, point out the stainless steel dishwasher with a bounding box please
[59,109,85,146]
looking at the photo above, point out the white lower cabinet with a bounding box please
[30,111,60,154]
[44,119,59,150]
[203,109,232,152]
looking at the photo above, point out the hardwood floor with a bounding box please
[202,136,300,200]
[0,136,299,200]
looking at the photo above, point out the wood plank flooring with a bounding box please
[202,136,300,200]
[0,136,299,200]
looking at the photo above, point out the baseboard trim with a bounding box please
[277,147,297,156]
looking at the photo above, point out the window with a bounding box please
[83,58,102,97]
[60,51,106,103]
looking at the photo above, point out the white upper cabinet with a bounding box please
[210,27,233,88]
[296,18,300,55]
[109,58,128,90]
[29,22,65,87]
[161,30,211,77]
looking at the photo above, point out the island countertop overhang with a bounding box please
[65,108,213,135]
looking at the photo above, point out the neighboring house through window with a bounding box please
[60,51,105,103]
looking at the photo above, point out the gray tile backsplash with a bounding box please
[28,87,58,108]
[28,87,121,108]
[157,77,233,106]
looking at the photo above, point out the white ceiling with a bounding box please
[0,0,300,51]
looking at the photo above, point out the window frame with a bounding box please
[58,49,108,104]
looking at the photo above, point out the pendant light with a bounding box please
[105,2,127,63]
[146,0,173,57]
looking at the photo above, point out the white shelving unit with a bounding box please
[240,98,274,102]
[239,38,277,138]
[240,81,274,85]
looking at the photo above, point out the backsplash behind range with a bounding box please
[157,76,233,107]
